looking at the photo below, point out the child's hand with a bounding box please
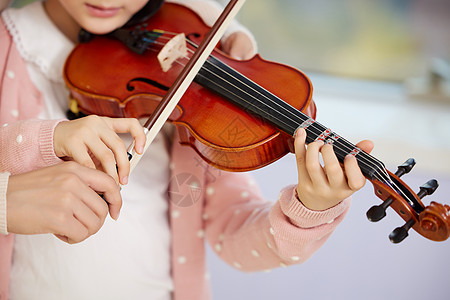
[221,31,255,60]
[7,162,121,244]
[54,115,146,185]
[294,128,374,211]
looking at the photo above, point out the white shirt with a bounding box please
[2,2,172,299]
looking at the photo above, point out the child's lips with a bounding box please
[85,3,121,18]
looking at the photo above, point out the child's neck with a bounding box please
[44,0,80,43]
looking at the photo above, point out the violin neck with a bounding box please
[195,55,384,180]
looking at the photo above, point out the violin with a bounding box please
[63,2,450,243]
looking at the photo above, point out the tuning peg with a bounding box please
[417,179,439,199]
[395,158,416,177]
[389,219,415,243]
[366,198,394,222]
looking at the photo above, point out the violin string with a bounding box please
[151,33,395,181]
[147,31,411,204]
[194,60,400,194]
[154,33,410,204]
[151,34,318,134]
[150,34,335,135]
[152,34,384,170]
[151,33,384,171]
[191,62,404,202]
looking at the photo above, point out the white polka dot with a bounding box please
[2,123,8,127]
[248,179,256,186]
[291,256,300,262]
[202,213,208,220]
[327,218,335,224]
[16,134,23,144]
[214,243,222,252]
[269,227,275,235]
[6,70,15,79]
[267,242,272,249]
[280,262,287,268]
[10,110,18,117]
[251,250,260,257]
[218,234,225,241]
[241,191,250,198]
[172,210,180,218]
[197,229,204,238]
[206,187,215,196]
[169,163,175,170]
[204,271,211,280]
[233,262,242,269]
[234,209,240,215]
[264,269,271,273]
[178,256,187,264]
[190,181,199,189]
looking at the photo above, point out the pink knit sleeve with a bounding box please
[203,169,351,272]
[0,119,64,175]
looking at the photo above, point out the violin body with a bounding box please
[64,3,450,243]
[64,3,315,172]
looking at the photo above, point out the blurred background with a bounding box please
[8,0,450,299]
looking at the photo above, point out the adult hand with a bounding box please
[6,161,121,244]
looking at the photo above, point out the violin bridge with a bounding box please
[157,33,188,72]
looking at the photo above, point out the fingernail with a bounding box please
[296,128,305,137]
[121,176,128,185]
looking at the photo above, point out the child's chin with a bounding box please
[82,19,127,35]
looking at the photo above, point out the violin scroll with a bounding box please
[367,158,449,243]
[419,202,450,242]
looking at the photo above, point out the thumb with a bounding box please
[355,139,374,154]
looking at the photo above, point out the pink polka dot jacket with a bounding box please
[0,16,351,300]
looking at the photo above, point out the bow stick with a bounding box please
[126,0,246,175]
